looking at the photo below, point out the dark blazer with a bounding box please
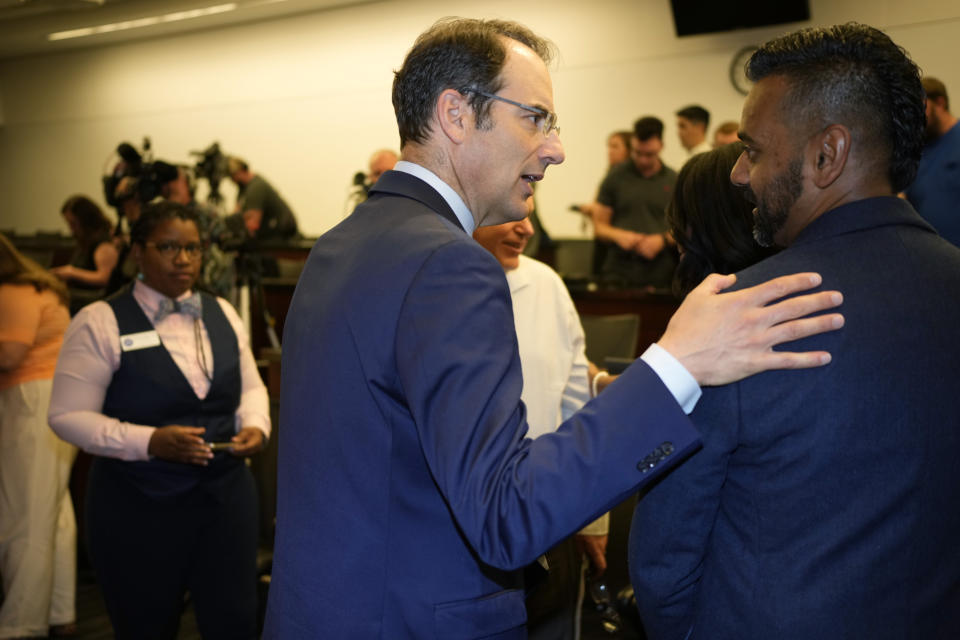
[629,197,960,640]
[263,170,700,639]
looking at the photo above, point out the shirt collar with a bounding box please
[393,161,476,235]
[133,280,197,320]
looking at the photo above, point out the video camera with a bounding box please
[190,142,229,205]
[102,138,180,209]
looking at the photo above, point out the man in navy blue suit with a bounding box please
[264,18,844,639]
[630,23,960,640]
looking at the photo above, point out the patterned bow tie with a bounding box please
[154,292,202,323]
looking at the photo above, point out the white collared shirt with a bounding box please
[392,160,476,235]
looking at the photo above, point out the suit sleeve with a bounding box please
[395,240,701,571]
[629,383,740,640]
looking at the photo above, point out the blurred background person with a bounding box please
[572,130,633,276]
[605,130,631,168]
[667,142,776,297]
[104,176,144,296]
[904,76,960,247]
[367,148,398,186]
[473,207,606,640]
[675,105,712,158]
[227,156,299,242]
[712,120,741,148]
[0,233,77,639]
[52,195,119,316]
[594,117,679,290]
[48,201,270,640]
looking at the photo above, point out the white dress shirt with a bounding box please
[48,280,270,461]
[508,255,590,440]
[507,255,609,537]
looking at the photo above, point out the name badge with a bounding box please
[119,330,161,352]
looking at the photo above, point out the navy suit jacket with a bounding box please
[629,197,960,640]
[262,170,700,639]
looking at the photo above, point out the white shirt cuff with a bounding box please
[641,343,702,414]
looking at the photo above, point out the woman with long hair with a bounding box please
[0,233,77,638]
[52,195,119,314]
[667,142,777,297]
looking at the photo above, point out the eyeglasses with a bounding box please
[467,89,560,137]
[145,241,204,260]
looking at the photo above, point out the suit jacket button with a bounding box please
[661,442,674,455]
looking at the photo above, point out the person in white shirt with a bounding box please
[474,210,606,640]
[676,105,713,157]
[49,200,269,640]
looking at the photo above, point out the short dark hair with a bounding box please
[130,200,199,247]
[676,105,710,128]
[746,22,925,193]
[668,142,777,297]
[633,116,664,142]
[61,195,112,247]
[392,18,555,148]
[922,77,949,111]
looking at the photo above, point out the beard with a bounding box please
[749,156,804,247]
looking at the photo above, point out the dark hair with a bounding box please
[676,105,710,127]
[392,17,555,148]
[0,233,69,307]
[922,77,949,111]
[746,22,925,193]
[633,116,664,142]
[61,195,112,248]
[668,142,777,297]
[130,200,200,247]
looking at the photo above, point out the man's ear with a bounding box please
[809,124,850,189]
[434,89,471,145]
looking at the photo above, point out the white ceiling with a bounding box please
[0,0,372,60]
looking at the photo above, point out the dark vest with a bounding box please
[100,285,242,499]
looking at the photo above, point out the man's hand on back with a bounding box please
[659,272,844,386]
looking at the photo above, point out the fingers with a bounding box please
[695,272,737,294]
[762,290,843,327]
[740,272,823,306]
[173,429,212,465]
[764,313,845,349]
[229,428,264,457]
[756,349,833,370]
[181,446,214,466]
[149,426,212,466]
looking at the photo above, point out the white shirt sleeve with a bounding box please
[641,342,702,414]
[217,298,271,440]
[48,302,156,460]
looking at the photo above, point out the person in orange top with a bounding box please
[0,233,77,639]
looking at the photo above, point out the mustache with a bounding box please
[735,183,757,205]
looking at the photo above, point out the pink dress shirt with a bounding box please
[49,280,270,460]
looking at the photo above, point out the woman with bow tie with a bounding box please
[49,200,269,640]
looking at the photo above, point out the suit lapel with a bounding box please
[368,170,465,232]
